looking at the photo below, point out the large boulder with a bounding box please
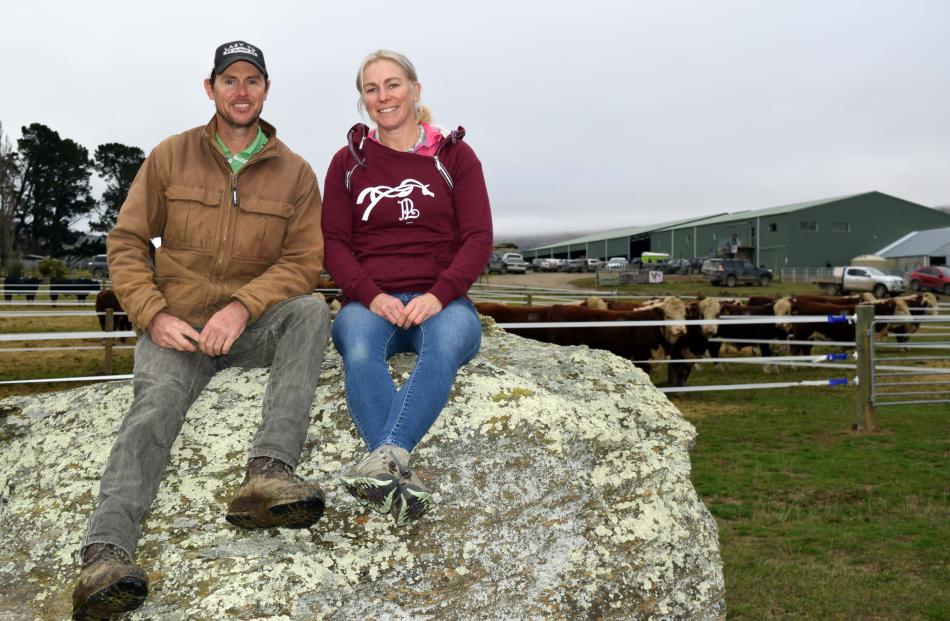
[0,319,724,620]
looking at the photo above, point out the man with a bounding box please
[71,41,330,620]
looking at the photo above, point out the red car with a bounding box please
[908,265,950,295]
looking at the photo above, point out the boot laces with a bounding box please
[257,457,304,482]
[83,543,130,567]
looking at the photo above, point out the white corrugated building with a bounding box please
[876,226,950,272]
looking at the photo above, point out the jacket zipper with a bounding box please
[216,151,277,269]
[220,173,237,267]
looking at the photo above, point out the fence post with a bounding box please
[104,308,114,375]
[526,293,533,306]
[854,304,876,431]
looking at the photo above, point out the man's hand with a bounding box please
[369,293,407,326]
[148,311,201,352]
[401,293,443,328]
[198,300,250,356]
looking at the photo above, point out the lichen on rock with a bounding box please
[0,318,724,620]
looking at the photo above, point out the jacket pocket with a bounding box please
[164,185,222,252]
[232,196,295,261]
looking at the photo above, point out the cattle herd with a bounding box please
[474,292,939,387]
[85,284,939,389]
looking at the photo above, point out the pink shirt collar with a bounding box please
[368,123,444,157]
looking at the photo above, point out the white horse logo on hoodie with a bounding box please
[357,179,433,221]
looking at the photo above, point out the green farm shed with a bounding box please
[523,192,950,270]
[653,192,950,270]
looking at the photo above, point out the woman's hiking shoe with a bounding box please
[340,445,403,514]
[71,543,148,620]
[390,464,433,527]
[226,457,325,529]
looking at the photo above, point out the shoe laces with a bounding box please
[378,447,413,479]
[83,543,130,567]
[251,457,304,482]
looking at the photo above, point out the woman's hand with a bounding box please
[369,293,407,325]
[401,293,443,328]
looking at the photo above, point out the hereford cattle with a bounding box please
[668,297,721,387]
[544,298,687,372]
[474,302,553,342]
[582,296,612,310]
[314,276,344,307]
[883,292,937,345]
[708,298,792,372]
[94,289,133,334]
[790,293,875,305]
[581,296,674,312]
[745,295,776,307]
[787,298,911,355]
[899,291,939,314]
[478,298,687,372]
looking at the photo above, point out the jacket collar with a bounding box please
[203,115,279,158]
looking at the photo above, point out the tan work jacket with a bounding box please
[107,117,324,331]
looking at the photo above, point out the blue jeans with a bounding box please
[331,293,481,452]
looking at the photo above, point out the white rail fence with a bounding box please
[3,288,948,428]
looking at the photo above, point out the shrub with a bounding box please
[3,260,24,279]
[37,257,67,279]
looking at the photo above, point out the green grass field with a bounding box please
[1,290,947,618]
[0,301,134,399]
[667,364,949,620]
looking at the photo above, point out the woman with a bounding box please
[322,50,492,526]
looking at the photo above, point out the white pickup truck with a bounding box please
[813,266,906,298]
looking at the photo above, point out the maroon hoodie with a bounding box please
[322,123,493,307]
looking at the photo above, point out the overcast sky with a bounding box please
[3,0,949,239]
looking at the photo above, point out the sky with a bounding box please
[3,0,949,241]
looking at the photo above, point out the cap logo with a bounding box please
[223,43,259,58]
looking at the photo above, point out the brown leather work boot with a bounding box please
[225,457,325,529]
[71,543,148,620]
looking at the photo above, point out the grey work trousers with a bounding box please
[81,295,330,560]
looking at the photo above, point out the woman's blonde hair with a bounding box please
[356,49,432,124]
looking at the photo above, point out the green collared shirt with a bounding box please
[215,126,268,173]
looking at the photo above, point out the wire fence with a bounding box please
[3,286,949,416]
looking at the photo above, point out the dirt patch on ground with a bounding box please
[476,272,591,289]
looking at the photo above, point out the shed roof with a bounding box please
[659,192,874,229]
[525,214,723,251]
[876,226,950,258]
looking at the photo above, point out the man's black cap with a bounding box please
[213,40,268,78]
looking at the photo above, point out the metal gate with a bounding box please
[854,305,950,430]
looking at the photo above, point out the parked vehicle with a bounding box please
[662,258,690,275]
[539,258,564,272]
[501,252,527,274]
[561,258,586,273]
[586,258,603,271]
[486,254,507,274]
[86,254,109,277]
[20,254,46,272]
[605,257,628,272]
[908,265,950,295]
[812,266,905,297]
[528,258,544,272]
[702,258,773,287]
[640,251,670,265]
